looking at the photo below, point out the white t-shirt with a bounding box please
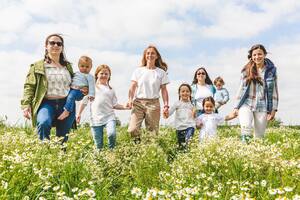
[82,84,118,126]
[196,113,224,140]
[194,84,214,110]
[131,67,169,99]
[169,100,196,130]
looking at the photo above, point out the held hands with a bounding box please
[123,103,131,110]
[126,100,133,109]
[163,106,169,119]
[23,107,31,119]
[233,109,239,117]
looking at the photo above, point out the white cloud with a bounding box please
[0,1,300,125]
[199,0,300,39]
[0,5,32,32]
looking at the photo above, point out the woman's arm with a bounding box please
[126,81,137,109]
[267,74,279,121]
[113,104,130,110]
[161,84,169,118]
[21,65,37,119]
[225,111,238,121]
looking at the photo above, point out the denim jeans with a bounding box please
[176,127,195,148]
[91,120,116,149]
[36,98,75,143]
[64,89,84,112]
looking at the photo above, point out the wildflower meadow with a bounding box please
[0,120,299,199]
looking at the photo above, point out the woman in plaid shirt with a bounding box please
[233,44,279,143]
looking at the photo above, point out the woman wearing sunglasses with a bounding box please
[21,33,87,143]
[191,67,216,117]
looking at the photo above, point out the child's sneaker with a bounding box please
[241,135,253,144]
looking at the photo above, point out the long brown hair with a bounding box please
[44,33,69,66]
[141,45,168,71]
[242,44,267,85]
[192,67,213,85]
[94,64,112,89]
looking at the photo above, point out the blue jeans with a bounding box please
[36,98,75,143]
[64,89,84,112]
[91,120,116,149]
[176,127,195,147]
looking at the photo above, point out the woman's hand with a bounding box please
[267,110,276,121]
[23,107,31,119]
[126,100,133,109]
[80,87,89,96]
[163,106,169,119]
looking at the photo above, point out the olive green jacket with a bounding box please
[21,60,74,126]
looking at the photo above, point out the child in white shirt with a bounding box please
[76,64,129,149]
[197,96,236,141]
[165,83,196,148]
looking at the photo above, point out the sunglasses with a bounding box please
[48,41,63,47]
[197,72,206,75]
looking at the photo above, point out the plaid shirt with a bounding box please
[235,59,279,113]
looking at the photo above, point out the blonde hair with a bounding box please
[141,45,168,71]
[78,55,92,67]
[94,64,112,89]
[214,76,225,86]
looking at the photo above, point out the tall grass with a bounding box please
[0,124,299,199]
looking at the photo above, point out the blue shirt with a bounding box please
[71,72,95,97]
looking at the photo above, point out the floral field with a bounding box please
[0,122,299,200]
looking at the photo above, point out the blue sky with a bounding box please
[1,0,300,125]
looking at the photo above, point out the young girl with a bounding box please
[76,64,129,149]
[165,83,195,148]
[197,97,236,141]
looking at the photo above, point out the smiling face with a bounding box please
[203,100,214,114]
[196,69,207,83]
[97,68,110,84]
[145,47,158,64]
[46,36,63,56]
[179,85,191,102]
[251,48,266,67]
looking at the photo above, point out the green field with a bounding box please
[0,122,299,199]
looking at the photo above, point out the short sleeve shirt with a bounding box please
[131,67,169,99]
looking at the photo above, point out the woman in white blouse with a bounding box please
[127,45,169,142]
[191,67,216,117]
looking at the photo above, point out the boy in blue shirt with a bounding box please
[58,56,95,120]
[213,76,229,110]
